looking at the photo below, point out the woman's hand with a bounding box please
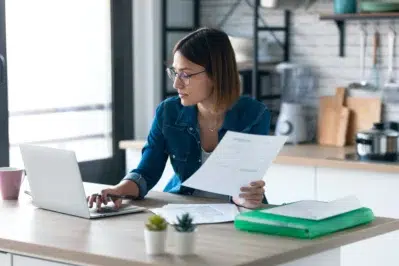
[86,180,140,210]
[86,187,122,210]
[233,180,265,209]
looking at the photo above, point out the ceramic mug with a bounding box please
[0,167,24,200]
[334,0,357,14]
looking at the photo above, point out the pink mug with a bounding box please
[0,167,24,200]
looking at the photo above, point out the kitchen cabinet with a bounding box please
[0,252,11,266]
[280,249,340,266]
[13,255,74,266]
[263,164,316,205]
[316,167,399,218]
[316,167,399,266]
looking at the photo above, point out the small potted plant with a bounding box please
[144,214,168,255]
[173,212,197,256]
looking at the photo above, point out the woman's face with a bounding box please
[171,51,214,106]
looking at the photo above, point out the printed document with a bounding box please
[150,204,240,224]
[182,131,288,197]
[261,195,363,220]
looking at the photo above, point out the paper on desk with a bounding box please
[150,204,240,224]
[182,131,288,197]
[261,195,363,220]
[163,203,240,217]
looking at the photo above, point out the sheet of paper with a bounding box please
[163,203,240,216]
[150,204,240,224]
[261,195,363,220]
[182,131,288,197]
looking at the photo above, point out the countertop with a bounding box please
[119,140,399,174]
[0,182,398,266]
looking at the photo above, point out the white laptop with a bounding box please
[19,144,146,219]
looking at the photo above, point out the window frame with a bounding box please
[0,0,134,185]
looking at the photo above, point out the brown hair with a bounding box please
[173,27,240,111]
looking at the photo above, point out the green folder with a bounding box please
[234,206,375,239]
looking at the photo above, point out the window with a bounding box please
[0,0,134,184]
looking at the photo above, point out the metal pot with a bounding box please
[355,122,399,161]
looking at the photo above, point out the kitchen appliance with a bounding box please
[275,102,307,144]
[342,153,399,165]
[355,122,399,162]
[387,121,399,152]
[275,63,316,144]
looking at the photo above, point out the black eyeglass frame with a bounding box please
[166,67,207,85]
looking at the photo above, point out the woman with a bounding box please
[88,27,271,210]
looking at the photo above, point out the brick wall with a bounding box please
[201,0,399,122]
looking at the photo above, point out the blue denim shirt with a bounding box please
[123,95,271,200]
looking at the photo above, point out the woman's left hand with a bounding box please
[233,180,265,209]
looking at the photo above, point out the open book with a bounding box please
[261,196,363,220]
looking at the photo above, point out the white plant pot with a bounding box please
[144,229,167,255]
[174,230,196,256]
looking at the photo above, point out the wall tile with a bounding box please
[201,0,399,121]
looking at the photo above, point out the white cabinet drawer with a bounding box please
[0,252,11,266]
[13,255,74,266]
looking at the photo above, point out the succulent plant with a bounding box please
[145,214,167,231]
[174,212,196,232]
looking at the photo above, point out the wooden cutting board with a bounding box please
[318,96,335,145]
[345,97,382,144]
[317,88,349,147]
[318,99,349,147]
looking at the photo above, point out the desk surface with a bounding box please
[0,182,398,266]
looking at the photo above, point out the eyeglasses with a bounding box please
[166,67,206,86]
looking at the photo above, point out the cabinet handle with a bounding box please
[0,53,5,85]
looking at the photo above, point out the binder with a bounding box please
[234,206,375,239]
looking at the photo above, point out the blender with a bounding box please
[275,63,315,144]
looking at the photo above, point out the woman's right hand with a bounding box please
[87,187,122,210]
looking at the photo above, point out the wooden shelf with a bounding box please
[320,12,399,21]
[319,12,399,57]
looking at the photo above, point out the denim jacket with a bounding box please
[123,95,271,201]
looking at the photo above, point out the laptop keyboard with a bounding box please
[93,206,119,213]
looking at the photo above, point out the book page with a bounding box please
[261,196,363,220]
